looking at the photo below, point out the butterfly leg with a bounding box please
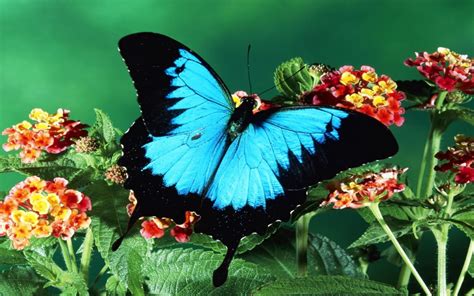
[212,240,239,287]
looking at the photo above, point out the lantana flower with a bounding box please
[321,167,407,209]
[435,134,473,184]
[302,66,406,126]
[232,91,278,113]
[0,176,92,250]
[2,108,88,163]
[405,47,473,94]
[127,191,199,243]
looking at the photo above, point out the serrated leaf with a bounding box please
[444,106,474,126]
[0,245,27,264]
[55,271,88,296]
[91,109,116,144]
[274,57,313,99]
[23,249,63,282]
[0,266,47,296]
[189,223,280,255]
[253,276,403,295]
[469,253,474,278]
[446,219,474,240]
[396,80,435,103]
[358,201,432,224]
[106,274,127,296]
[143,248,274,295]
[349,222,412,249]
[242,229,361,278]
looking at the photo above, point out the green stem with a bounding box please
[91,264,108,289]
[368,203,431,295]
[80,228,94,284]
[58,238,74,272]
[453,240,474,296]
[424,128,442,198]
[416,126,432,197]
[397,262,412,289]
[66,238,78,273]
[296,212,313,276]
[432,225,449,296]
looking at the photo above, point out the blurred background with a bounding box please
[1,0,473,292]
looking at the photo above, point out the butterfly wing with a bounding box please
[115,33,233,241]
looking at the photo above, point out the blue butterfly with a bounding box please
[112,32,398,287]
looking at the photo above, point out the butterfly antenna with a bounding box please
[247,44,253,94]
[257,65,306,97]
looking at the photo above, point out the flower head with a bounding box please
[2,108,88,163]
[0,176,92,249]
[302,66,406,126]
[321,167,407,209]
[435,134,474,184]
[405,48,473,94]
[232,91,278,113]
[104,165,128,185]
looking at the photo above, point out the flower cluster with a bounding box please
[405,47,473,94]
[127,191,199,243]
[321,167,407,209]
[0,176,91,249]
[2,108,88,163]
[435,134,473,184]
[302,66,406,126]
[232,91,278,113]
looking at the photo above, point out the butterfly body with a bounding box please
[113,32,399,287]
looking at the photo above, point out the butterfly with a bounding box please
[112,32,398,287]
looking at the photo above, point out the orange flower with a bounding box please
[0,176,92,250]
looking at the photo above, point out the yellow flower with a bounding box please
[11,209,26,223]
[26,176,47,191]
[377,79,397,93]
[32,220,52,238]
[12,223,32,239]
[15,121,32,131]
[51,206,71,221]
[29,193,44,204]
[340,72,359,85]
[345,93,364,108]
[33,122,50,131]
[373,95,388,107]
[29,108,49,122]
[232,95,242,107]
[21,211,39,226]
[360,88,375,97]
[46,193,60,206]
[32,199,50,215]
[437,47,451,55]
[362,71,378,83]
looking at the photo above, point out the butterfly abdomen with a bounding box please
[227,97,257,140]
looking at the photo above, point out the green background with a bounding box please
[1,0,473,292]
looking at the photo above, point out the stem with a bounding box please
[432,225,449,296]
[80,228,94,284]
[424,128,442,198]
[66,238,78,273]
[368,203,431,295]
[296,212,313,276]
[453,240,474,296]
[58,238,74,272]
[416,126,432,197]
[397,262,412,289]
[91,264,108,289]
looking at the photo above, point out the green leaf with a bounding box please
[0,266,47,296]
[23,249,63,282]
[0,245,27,265]
[242,229,361,278]
[55,271,88,296]
[396,80,435,104]
[106,274,127,296]
[444,106,474,126]
[189,223,280,255]
[358,200,432,224]
[349,222,412,249]
[468,253,474,278]
[253,276,403,295]
[143,248,274,295]
[90,109,116,144]
[446,219,474,240]
[274,57,313,99]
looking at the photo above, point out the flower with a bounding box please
[104,165,128,185]
[0,176,92,249]
[170,211,199,243]
[232,91,279,113]
[74,136,99,153]
[435,134,473,184]
[405,48,473,94]
[301,66,406,126]
[321,167,407,209]
[2,108,88,163]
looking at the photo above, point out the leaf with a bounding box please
[469,253,474,278]
[189,223,280,255]
[395,80,435,103]
[90,109,116,144]
[349,222,412,249]
[446,219,474,240]
[0,245,27,265]
[358,200,432,224]
[55,271,88,296]
[442,106,474,126]
[143,248,274,295]
[274,57,313,99]
[0,266,47,296]
[106,274,127,296]
[242,229,361,278]
[253,276,403,295]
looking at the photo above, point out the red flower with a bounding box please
[321,167,407,209]
[140,219,166,239]
[405,48,473,94]
[232,91,279,113]
[301,65,406,127]
[435,134,473,184]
